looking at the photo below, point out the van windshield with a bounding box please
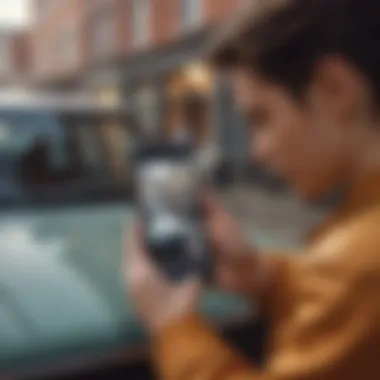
[0,110,133,208]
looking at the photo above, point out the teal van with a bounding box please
[0,93,255,379]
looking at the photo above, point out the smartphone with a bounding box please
[134,141,212,282]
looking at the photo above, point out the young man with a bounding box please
[126,0,380,379]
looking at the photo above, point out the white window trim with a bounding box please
[91,7,115,60]
[132,0,151,49]
[0,37,11,75]
[58,25,78,66]
[37,0,64,19]
[180,0,203,32]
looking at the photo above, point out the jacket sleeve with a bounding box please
[153,230,380,380]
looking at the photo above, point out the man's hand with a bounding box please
[125,225,201,334]
[204,193,271,296]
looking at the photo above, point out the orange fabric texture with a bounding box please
[153,173,380,380]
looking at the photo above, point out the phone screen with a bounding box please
[138,159,197,213]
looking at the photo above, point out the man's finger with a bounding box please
[202,191,229,221]
[124,220,164,280]
[124,221,147,266]
[215,265,241,293]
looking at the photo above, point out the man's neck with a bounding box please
[352,135,380,180]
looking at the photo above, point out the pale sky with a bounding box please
[0,0,31,28]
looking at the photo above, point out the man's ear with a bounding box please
[308,56,368,125]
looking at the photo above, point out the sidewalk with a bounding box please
[221,185,326,248]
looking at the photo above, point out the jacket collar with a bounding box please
[342,172,380,212]
[308,171,380,243]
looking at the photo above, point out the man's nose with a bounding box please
[251,135,273,166]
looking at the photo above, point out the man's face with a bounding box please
[232,67,355,201]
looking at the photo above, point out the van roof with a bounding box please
[0,90,130,115]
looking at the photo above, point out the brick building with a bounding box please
[29,0,239,99]
[30,0,88,88]
[29,0,250,180]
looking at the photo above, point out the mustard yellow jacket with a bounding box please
[153,174,380,380]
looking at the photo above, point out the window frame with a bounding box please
[180,0,203,32]
[57,24,78,66]
[90,4,115,60]
[131,0,151,49]
[0,35,11,76]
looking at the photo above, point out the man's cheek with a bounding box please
[274,142,304,178]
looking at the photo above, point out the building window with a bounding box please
[58,26,78,65]
[132,0,151,48]
[91,6,115,60]
[0,37,11,75]
[35,0,63,18]
[134,86,159,135]
[34,41,47,74]
[180,0,202,31]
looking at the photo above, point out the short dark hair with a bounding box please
[209,0,380,99]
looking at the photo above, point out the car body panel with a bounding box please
[0,203,251,373]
